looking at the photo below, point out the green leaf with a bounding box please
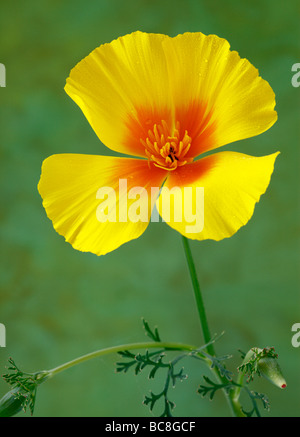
[142,318,161,342]
[198,375,236,401]
[143,391,163,411]
[1,358,47,416]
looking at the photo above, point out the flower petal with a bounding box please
[38,154,167,255]
[162,32,277,157]
[156,151,279,240]
[65,31,172,157]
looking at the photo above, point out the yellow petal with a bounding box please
[38,154,167,255]
[65,31,172,158]
[162,32,277,157]
[156,151,279,240]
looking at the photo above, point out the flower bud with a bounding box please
[238,347,287,389]
[0,388,24,417]
[258,356,287,389]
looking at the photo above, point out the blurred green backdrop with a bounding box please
[0,0,299,417]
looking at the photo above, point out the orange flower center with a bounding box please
[140,121,194,171]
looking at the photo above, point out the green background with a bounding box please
[0,0,299,417]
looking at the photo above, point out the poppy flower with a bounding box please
[38,31,279,256]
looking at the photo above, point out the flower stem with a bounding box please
[182,236,215,357]
[181,236,245,417]
[46,341,196,378]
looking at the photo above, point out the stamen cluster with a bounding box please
[141,121,193,170]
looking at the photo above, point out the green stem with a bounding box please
[181,236,245,417]
[46,341,197,378]
[182,236,215,357]
[231,349,255,403]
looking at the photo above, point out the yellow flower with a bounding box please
[38,31,279,256]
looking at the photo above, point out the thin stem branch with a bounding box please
[46,341,197,378]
